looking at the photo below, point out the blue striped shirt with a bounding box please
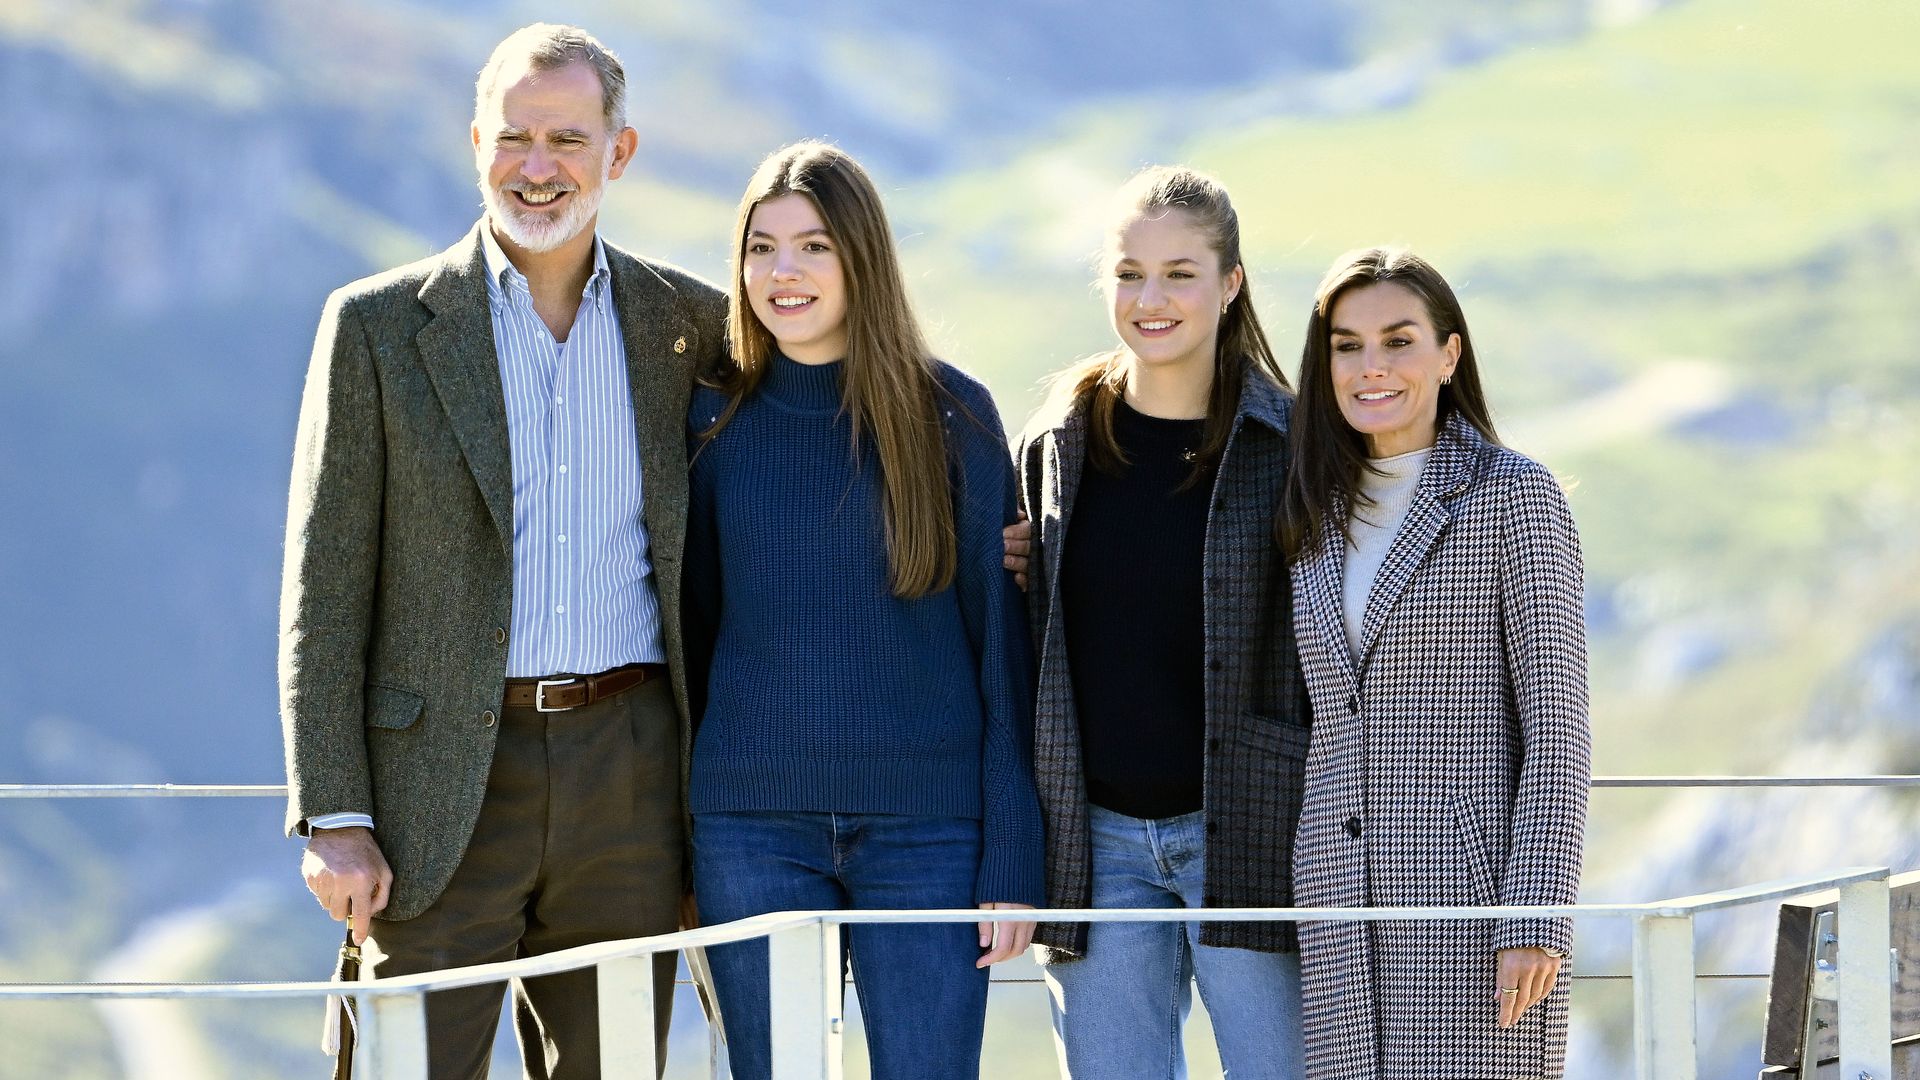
[482,226,665,677]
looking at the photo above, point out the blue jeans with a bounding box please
[692,811,989,1080]
[1045,805,1306,1079]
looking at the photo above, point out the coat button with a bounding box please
[1208,737,1220,753]
[1347,692,1360,714]
[1209,659,1223,673]
[1345,815,1362,839]
[1206,820,1218,835]
[1203,893,1218,906]
[493,627,507,644]
[482,710,497,727]
[1208,576,1222,593]
[1215,498,1227,511]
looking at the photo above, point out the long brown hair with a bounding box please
[1278,246,1499,559]
[703,141,955,598]
[1053,165,1289,486]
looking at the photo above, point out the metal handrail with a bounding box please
[10,774,1920,797]
[0,867,1897,1080]
[0,782,1908,1078]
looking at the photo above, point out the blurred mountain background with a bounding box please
[1,0,1917,1075]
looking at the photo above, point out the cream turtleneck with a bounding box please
[1342,447,1433,659]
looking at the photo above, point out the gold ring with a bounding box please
[1500,987,1519,994]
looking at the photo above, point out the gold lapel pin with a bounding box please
[673,336,688,354]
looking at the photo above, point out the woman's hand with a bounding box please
[1494,947,1561,1028]
[977,902,1036,967]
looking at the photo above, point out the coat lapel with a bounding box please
[415,222,513,553]
[1042,403,1086,614]
[1298,499,1358,690]
[607,251,693,567]
[1351,414,1479,673]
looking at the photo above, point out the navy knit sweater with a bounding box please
[682,354,1045,907]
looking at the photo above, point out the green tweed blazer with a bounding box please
[278,220,727,921]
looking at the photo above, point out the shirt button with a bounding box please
[558,464,569,475]
[557,534,567,544]
[555,604,566,614]
[555,395,565,406]
[492,627,507,644]
[482,710,497,727]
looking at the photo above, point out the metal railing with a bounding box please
[2,777,1914,1079]
[0,868,1895,1080]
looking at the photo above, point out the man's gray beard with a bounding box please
[480,179,604,254]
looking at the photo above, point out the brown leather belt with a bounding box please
[503,663,666,712]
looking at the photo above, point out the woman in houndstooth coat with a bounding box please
[1279,247,1590,1080]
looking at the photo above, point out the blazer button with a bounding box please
[1206,820,1218,835]
[1208,737,1220,753]
[1209,659,1223,673]
[1344,815,1362,839]
[493,627,507,645]
[1208,576,1222,593]
[1346,692,1360,715]
[482,710,497,727]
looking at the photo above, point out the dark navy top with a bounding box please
[683,354,1044,906]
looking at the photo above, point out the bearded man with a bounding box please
[279,24,724,1077]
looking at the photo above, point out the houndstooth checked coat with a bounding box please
[1017,365,1314,960]
[1289,413,1590,1079]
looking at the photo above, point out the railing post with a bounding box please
[360,992,429,1079]
[597,954,658,1077]
[1838,873,1893,1079]
[768,918,842,1080]
[1632,913,1697,1080]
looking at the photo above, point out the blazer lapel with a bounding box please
[608,253,693,567]
[415,223,513,553]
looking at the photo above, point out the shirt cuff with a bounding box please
[305,812,375,833]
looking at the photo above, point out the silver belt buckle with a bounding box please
[534,677,578,713]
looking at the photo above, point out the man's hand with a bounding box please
[302,826,393,944]
[976,902,1036,968]
[1002,513,1033,592]
[1494,946,1562,1028]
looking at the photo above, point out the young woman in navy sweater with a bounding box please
[682,141,1045,1080]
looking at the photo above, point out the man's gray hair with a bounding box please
[474,23,628,133]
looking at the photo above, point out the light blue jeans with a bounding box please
[1045,805,1306,1080]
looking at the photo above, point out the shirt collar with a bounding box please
[480,222,611,303]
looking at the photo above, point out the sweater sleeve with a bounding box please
[942,368,1047,907]
[1491,460,1592,956]
[681,392,726,734]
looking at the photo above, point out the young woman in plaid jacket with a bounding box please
[1279,247,1591,1079]
[1016,167,1312,1079]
